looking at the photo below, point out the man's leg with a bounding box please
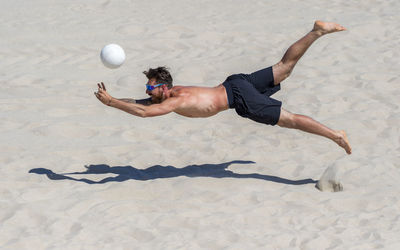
[272,21,346,85]
[277,109,351,154]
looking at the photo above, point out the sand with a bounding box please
[1,0,399,249]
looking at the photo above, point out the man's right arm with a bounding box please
[95,82,176,117]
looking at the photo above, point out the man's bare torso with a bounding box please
[168,84,229,118]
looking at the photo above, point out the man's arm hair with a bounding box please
[109,97,180,117]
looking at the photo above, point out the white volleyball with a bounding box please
[100,44,126,69]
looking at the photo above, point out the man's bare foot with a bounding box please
[312,20,346,36]
[335,130,352,154]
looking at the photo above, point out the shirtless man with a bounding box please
[95,20,352,154]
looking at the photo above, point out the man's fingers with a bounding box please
[97,84,104,93]
[94,83,109,105]
[97,82,106,91]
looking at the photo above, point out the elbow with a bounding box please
[126,110,147,118]
[137,111,148,118]
[139,110,154,118]
[126,107,148,118]
[139,111,159,118]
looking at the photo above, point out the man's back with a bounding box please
[169,84,229,118]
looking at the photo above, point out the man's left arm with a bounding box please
[117,98,153,105]
[108,97,180,117]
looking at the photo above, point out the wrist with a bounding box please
[107,97,113,106]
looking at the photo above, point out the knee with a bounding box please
[273,61,294,82]
[277,109,297,128]
[285,114,297,128]
[281,61,294,78]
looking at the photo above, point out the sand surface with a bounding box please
[1,0,399,249]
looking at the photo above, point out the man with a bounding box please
[95,20,352,154]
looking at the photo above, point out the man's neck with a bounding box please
[162,88,172,100]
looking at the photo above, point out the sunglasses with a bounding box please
[146,83,167,91]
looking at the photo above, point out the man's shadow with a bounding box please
[29,160,317,185]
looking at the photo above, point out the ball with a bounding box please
[100,44,126,69]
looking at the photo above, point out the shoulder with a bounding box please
[171,85,186,92]
[170,86,192,96]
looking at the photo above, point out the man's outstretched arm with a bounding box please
[95,82,179,117]
[109,97,180,117]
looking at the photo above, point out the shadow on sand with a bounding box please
[29,160,317,185]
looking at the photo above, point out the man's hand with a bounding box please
[94,82,113,106]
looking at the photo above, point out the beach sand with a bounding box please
[1,0,399,249]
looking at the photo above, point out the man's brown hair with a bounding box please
[143,66,173,89]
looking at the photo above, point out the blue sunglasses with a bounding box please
[146,83,166,91]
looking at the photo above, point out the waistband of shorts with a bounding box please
[222,81,234,108]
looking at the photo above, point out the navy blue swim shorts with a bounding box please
[222,66,282,125]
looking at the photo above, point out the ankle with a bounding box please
[333,130,344,141]
[310,30,323,38]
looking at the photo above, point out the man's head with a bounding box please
[143,66,173,103]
